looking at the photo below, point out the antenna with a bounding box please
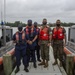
[4,0,6,24]
[2,0,6,46]
[1,0,3,24]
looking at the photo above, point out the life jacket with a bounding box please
[16,31,25,42]
[36,28,39,32]
[52,27,64,40]
[25,26,34,34]
[39,26,49,40]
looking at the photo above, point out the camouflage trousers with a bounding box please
[53,43,64,62]
[40,44,49,61]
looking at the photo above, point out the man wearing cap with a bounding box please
[12,25,29,73]
[24,20,38,68]
[34,22,41,62]
[38,18,52,68]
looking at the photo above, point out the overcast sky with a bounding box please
[0,0,75,23]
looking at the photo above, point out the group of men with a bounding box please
[12,19,66,73]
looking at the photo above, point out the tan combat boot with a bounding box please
[52,59,58,65]
[38,60,45,66]
[44,60,48,68]
[60,62,62,67]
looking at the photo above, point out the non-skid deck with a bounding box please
[11,46,63,75]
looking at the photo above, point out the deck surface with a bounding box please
[12,46,62,75]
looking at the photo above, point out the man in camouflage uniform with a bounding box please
[52,20,66,66]
[38,18,52,68]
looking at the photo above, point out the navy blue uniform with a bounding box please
[24,26,38,66]
[12,32,28,67]
[35,28,41,61]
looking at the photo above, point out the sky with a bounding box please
[0,0,75,24]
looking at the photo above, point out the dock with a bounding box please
[11,46,66,75]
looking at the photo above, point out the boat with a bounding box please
[0,25,15,75]
[63,25,75,75]
[1,25,75,75]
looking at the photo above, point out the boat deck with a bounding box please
[11,46,65,75]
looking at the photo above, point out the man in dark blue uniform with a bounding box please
[34,22,41,62]
[12,25,29,73]
[24,20,38,68]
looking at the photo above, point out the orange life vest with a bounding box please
[39,26,49,40]
[52,27,64,40]
[16,31,25,41]
[25,26,34,34]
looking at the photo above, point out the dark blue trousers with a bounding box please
[15,46,27,67]
[27,46,36,66]
[35,45,40,60]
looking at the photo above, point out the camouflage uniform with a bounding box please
[40,25,52,61]
[52,27,66,62]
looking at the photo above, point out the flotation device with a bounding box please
[0,48,15,65]
[39,26,49,40]
[52,27,64,40]
[25,26,34,34]
[0,57,3,65]
[16,31,25,41]
[64,47,75,62]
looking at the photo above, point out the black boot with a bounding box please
[33,63,37,68]
[15,66,20,73]
[24,66,29,72]
[52,59,58,65]
[37,59,41,62]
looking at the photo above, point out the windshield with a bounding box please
[69,28,75,43]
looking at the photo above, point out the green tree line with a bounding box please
[5,21,75,27]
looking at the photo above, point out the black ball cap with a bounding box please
[34,22,37,25]
[18,25,23,31]
[28,20,32,23]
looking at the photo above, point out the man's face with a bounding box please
[56,20,61,25]
[56,20,61,27]
[28,20,32,26]
[42,19,47,25]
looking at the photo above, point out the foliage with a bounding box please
[5,21,75,27]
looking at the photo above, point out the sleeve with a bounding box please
[63,28,66,34]
[12,34,16,41]
[24,28,29,40]
[24,28,26,32]
[49,27,52,35]
[25,34,29,40]
[35,28,38,35]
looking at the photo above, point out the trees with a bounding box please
[5,21,75,27]
[6,21,26,27]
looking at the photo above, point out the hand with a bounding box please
[29,41,33,45]
[64,43,66,47]
[47,43,51,46]
[38,41,40,45]
[27,40,30,43]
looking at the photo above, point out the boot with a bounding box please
[33,63,37,68]
[44,60,48,68]
[52,59,58,65]
[38,60,45,66]
[15,66,20,73]
[37,59,41,62]
[24,66,29,72]
[60,62,62,67]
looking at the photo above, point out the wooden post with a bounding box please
[3,54,13,75]
[66,54,75,75]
